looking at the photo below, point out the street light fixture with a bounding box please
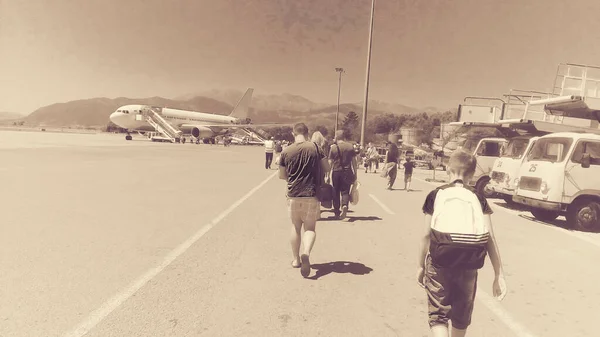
[360,0,375,148]
[334,67,345,135]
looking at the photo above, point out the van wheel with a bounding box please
[531,209,560,222]
[475,178,493,198]
[567,199,600,232]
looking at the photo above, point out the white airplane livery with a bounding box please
[109,88,283,143]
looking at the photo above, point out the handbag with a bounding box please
[350,181,360,205]
[380,162,395,178]
[335,144,356,185]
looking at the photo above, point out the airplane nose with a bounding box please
[109,111,119,122]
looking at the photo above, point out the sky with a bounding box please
[2,0,600,114]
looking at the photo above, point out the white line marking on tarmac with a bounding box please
[368,194,395,214]
[62,171,278,337]
[476,291,538,337]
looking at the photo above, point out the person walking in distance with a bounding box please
[417,149,507,337]
[384,143,399,190]
[403,156,416,191]
[311,131,329,220]
[279,123,329,278]
[328,130,357,219]
[264,137,275,169]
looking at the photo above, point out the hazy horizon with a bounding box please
[3,0,600,114]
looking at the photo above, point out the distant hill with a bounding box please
[176,90,331,113]
[22,89,449,128]
[0,111,24,121]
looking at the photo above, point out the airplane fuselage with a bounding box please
[108,88,273,142]
[110,105,238,137]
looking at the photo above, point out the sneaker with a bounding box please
[300,254,311,278]
[340,205,348,219]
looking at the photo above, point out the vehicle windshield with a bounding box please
[461,139,479,154]
[501,138,531,159]
[526,137,573,163]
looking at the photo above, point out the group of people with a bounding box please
[365,142,417,191]
[273,122,507,336]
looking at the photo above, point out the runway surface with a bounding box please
[1,130,598,337]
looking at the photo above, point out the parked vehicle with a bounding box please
[513,132,600,231]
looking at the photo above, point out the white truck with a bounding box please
[461,137,508,196]
[513,132,600,231]
[511,63,600,231]
[488,135,539,203]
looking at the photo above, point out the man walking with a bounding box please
[264,137,275,169]
[279,123,329,278]
[328,130,358,219]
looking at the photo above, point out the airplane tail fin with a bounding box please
[228,88,254,119]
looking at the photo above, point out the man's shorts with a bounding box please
[287,197,320,224]
[404,174,412,183]
[424,255,478,330]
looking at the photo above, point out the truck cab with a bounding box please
[462,137,507,196]
[513,132,600,231]
[488,135,539,203]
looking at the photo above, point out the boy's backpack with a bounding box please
[275,143,283,152]
[429,181,489,269]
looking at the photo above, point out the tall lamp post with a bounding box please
[334,67,345,135]
[360,0,375,148]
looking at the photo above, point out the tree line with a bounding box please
[263,110,458,145]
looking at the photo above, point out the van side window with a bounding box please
[477,142,502,157]
[571,141,600,165]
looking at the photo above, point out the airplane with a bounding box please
[109,88,287,143]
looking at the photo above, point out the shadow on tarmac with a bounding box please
[307,261,373,280]
[317,215,382,222]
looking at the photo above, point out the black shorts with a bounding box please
[424,255,478,330]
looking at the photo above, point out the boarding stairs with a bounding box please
[240,127,267,143]
[142,107,182,143]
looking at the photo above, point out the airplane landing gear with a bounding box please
[125,133,132,141]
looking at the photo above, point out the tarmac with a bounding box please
[1,130,599,337]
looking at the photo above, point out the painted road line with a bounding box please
[62,171,278,337]
[369,194,395,215]
[476,291,538,337]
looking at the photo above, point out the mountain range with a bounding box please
[10,90,449,128]
[0,111,24,121]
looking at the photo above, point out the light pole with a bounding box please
[360,0,375,148]
[334,67,345,135]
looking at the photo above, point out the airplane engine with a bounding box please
[191,126,214,139]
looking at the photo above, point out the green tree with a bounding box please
[264,126,294,142]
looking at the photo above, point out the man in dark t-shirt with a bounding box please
[279,123,329,278]
[328,130,357,219]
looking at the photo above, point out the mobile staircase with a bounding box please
[141,106,182,143]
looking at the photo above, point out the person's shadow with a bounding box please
[307,261,373,280]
